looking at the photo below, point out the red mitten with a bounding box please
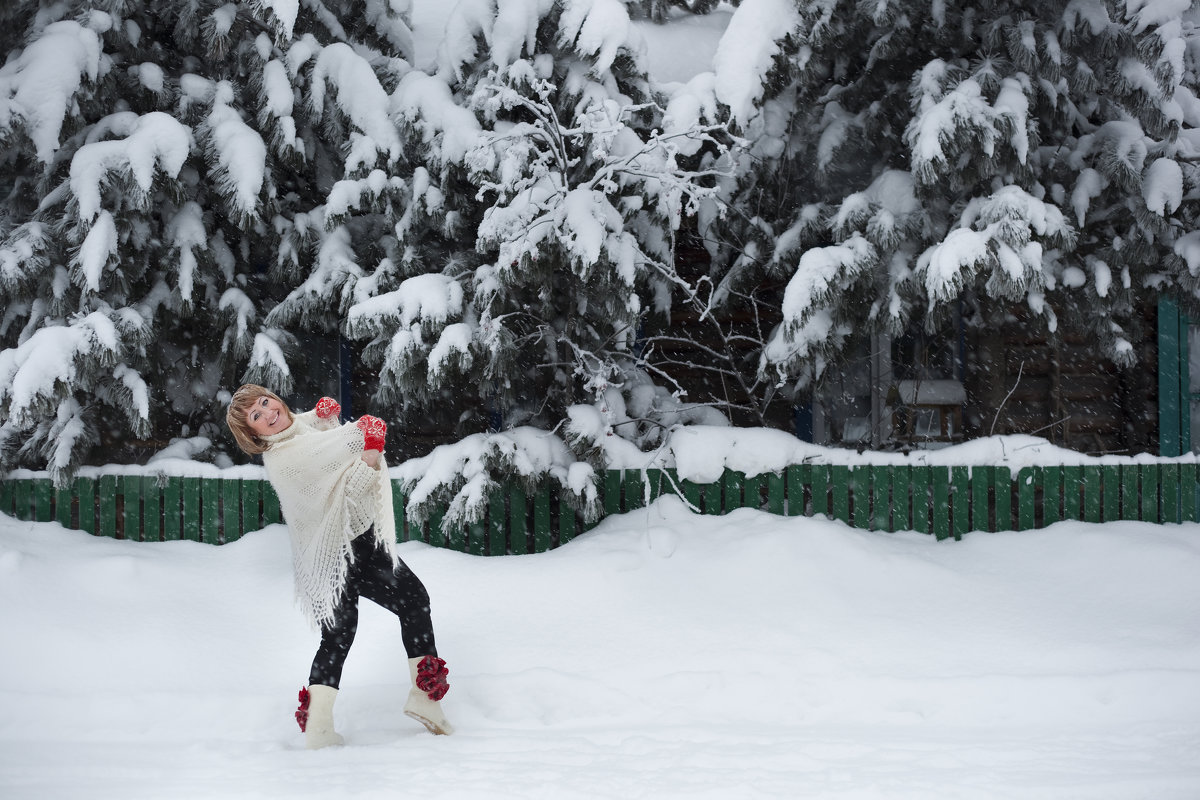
[315,396,341,420]
[295,686,310,732]
[356,414,387,451]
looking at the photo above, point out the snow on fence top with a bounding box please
[3,425,1193,487]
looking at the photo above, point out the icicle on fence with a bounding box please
[1,465,1197,552]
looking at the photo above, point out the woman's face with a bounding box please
[245,395,290,438]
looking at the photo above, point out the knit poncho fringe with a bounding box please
[261,410,398,628]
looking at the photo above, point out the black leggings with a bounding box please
[308,531,437,689]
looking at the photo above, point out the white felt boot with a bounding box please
[303,684,345,749]
[404,656,454,735]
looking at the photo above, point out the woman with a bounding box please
[226,384,453,748]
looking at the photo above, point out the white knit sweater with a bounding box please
[261,409,398,628]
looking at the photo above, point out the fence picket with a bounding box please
[603,471,622,517]
[1042,468,1062,526]
[994,467,1012,530]
[162,478,180,540]
[786,465,807,516]
[1082,466,1101,524]
[723,471,745,513]
[1140,465,1160,522]
[557,490,576,547]
[240,480,261,536]
[182,478,200,541]
[468,517,486,556]
[744,472,765,512]
[811,465,830,517]
[534,485,552,552]
[1017,467,1038,530]
[831,467,850,525]
[1062,466,1082,520]
[625,470,644,512]
[56,483,73,529]
[14,480,31,521]
[1182,464,1198,522]
[76,477,96,534]
[509,484,528,554]
[702,481,721,515]
[140,477,162,542]
[951,467,969,539]
[1121,466,1139,521]
[767,471,785,515]
[1161,464,1180,523]
[681,479,702,514]
[122,475,142,541]
[0,480,11,516]
[890,465,909,531]
[34,479,53,523]
[872,466,890,532]
[201,479,220,545]
[850,467,870,529]
[911,466,930,534]
[222,480,241,544]
[1102,466,1120,521]
[932,468,950,540]
[98,475,117,538]
[971,466,991,532]
[489,489,506,556]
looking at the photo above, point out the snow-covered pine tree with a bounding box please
[698,0,1200,406]
[343,0,725,444]
[0,0,414,483]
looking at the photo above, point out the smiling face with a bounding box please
[244,394,291,438]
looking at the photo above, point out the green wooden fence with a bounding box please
[1,463,1197,552]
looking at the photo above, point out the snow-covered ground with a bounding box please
[2,495,1198,799]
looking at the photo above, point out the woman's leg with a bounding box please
[347,534,453,734]
[308,585,360,689]
[349,534,437,657]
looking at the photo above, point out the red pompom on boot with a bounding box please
[356,414,387,451]
[295,686,310,732]
[404,656,453,735]
[315,397,341,420]
[415,655,450,700]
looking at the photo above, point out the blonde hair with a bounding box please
[226,384,293,455]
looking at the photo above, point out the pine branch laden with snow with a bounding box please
[0,310,152,486]
[395,425,600,529]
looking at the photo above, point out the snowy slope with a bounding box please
[1,497,1198,799]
